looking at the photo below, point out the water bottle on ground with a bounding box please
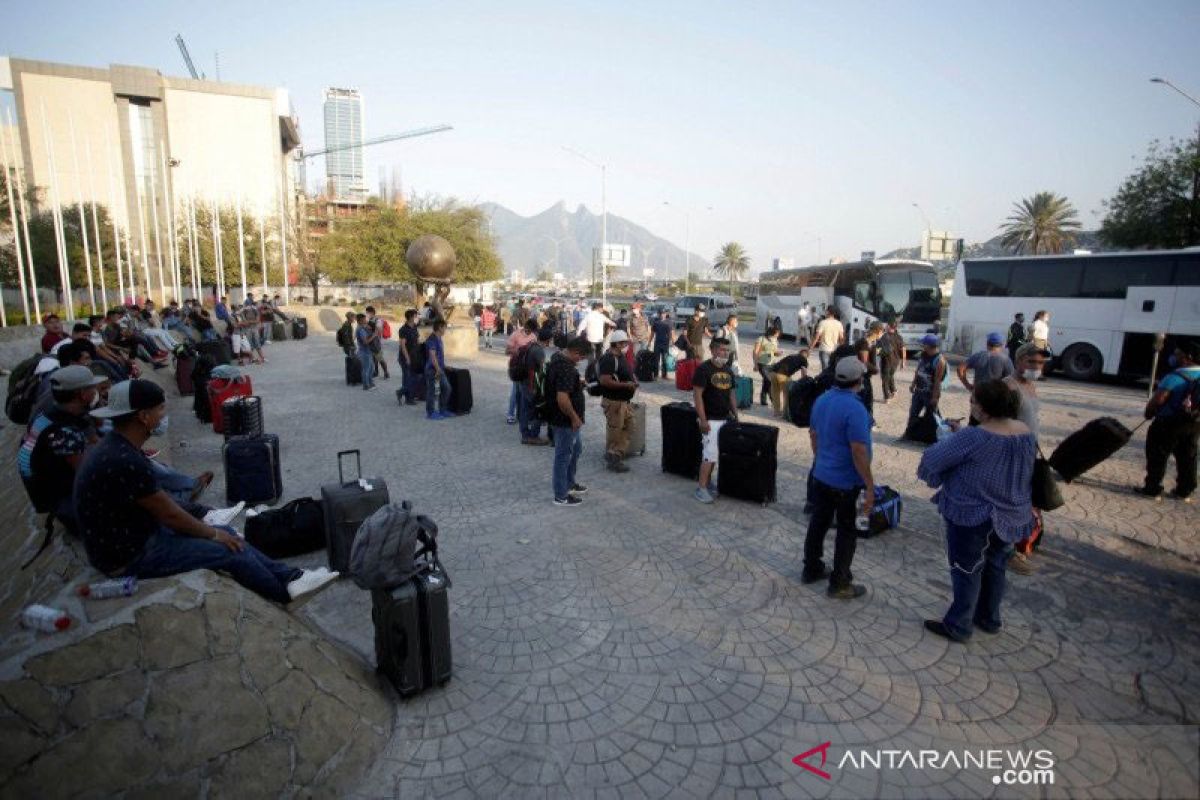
[21,605,71,633]
[78,576,138,599]
[855,490,871,532]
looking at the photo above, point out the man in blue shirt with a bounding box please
[354,313,377,391]
[803,356,876,599]
[214,296,230,335]
[651,310,674,378]
[424,319,452,419]
[1137,341,1200,501]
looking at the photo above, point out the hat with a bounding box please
[34,356,60,376]
[920,334,940,347]
[91,379,166,419]
[834,356,867,383]
[986,331,1004,347]
[608,330,630,344]
[50,365,106,392]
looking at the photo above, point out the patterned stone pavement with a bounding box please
[169,329,1199,799]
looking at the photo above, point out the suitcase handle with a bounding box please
[337,449,362,485]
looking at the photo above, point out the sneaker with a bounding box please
[570,482,588,494]
[707,481,719,498]
[521,437,539,445]
[287,569,340,603]
[506,415,517,424]
[827,583,866,600]
[1170,491,1194,504]
[694,487,715,504]
[203,501,246,528]
[800,565,829,585]
[923,619,965,642]
[553,495,583,507]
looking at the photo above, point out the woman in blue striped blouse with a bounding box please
[917,380,1036,642]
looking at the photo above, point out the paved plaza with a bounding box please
[165,330,1200,799]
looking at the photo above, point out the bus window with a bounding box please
[1080,257,1174,298]
[906,271,941,325]
[1008,259,1082,297]
[877,272,910,319]
[853,281,873,311]
[1175,255,1200,285]
[964,262,1010,296]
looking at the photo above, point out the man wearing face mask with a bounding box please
[693,338,738,504]
[1137,341,1200,503]
[685,306,711,361]
[597,330,639,473]
[76,380,339,605]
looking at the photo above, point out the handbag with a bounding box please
[1032,446,1064,511]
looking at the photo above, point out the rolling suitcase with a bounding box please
[292,318,308,340]
[197,338,233,366]
[635,350,657,383]
[787,377,825,428]
[345,354,362,386]
[734,375,753,409]
[271,320,287,341]
[371,564,452,697]
[321,450,390,573]
[445,367,473,414]
[174,354,195,396]
[627,401,647,457]
[208,376,254,434]
[717,421,778,505]
[192,357,216,423]
[1048,416,1140,483]
[675,358,698,391]
[661,402,702,479]
[223,434,283,505]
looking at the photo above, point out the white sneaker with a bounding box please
[204,501,246,527]
[287,569,340,602]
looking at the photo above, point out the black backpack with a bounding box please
[6,353,48,425]
[508,344,532,382]
[191,355,216,422]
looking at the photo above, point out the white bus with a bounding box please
[946,249,1200,380]
[756,259,942,349]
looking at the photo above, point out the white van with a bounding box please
[672,294,737,327]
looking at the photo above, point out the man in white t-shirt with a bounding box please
[577,302,616,362]
[798,302,814,345]
[1029,310,1051,351]
[813,308,846,371]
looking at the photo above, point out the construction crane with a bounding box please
[299,125,453,159]
[175,34,204,80]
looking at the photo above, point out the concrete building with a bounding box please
[322,87,363,201]
[0,55,300,302]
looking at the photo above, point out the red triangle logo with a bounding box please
[793,741,832,780]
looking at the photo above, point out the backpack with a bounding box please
[531,362,552,421]
[508,343,533,382]
[381,319,392,339]
[348,501,443,590]
[5,354,48,425]
[1168,372,1200,420]
[336,324,353,349]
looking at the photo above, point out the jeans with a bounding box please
[757,364,772,404]
[803,477,861,589]
[551,424,583,500]
[426,370,451,414]
[908,390,934,429]
[654,346,670,377]
[151,461,199,504]
[125,525,302,604]
[943,520,1011,640]
[818,350,833,371]
[358,349,374,389]
[260,322,271,343]
[518,381,542,439]
[1143,415,1199,497]
[507,382,519,418]
[399,359,415,401]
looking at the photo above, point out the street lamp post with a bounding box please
[663,202,711,295]
[538,234,561,273]
[1150,77,1200,244]
[562,146,607,303]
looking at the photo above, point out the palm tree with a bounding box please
[712,241,751,297]
[999,192,1081,254]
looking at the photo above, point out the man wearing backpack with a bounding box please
[506,319,538,425]
[1137,341,1200,502]
[336,311,356,356]
[907,334,948,432]
[597,330,639,473]
[518,328,553,446]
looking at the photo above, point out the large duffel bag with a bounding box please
[321,449,390,573]
[1048,416,1139,483]
[174,354,195,396]
[208,376,253,434]
[223,434,283,505]
[661,402,702,479]
[717,421,778,505]
[292,318,308,340]
[627,401,647,457]
[861,486,903,538]
[635,350,657,383]
[902,405,940,445]
[787,377,825,428]
[244,497,325,558]
[271,320,287,341]
[445,367,473,414]
[372,564,452,697]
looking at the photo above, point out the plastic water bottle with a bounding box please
[21,605,71,633]
[855,490,870,532]
[78,577,138,599]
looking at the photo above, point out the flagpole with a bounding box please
[212,203,223,300]
[0,113,29,322]
[277,176,290,306]
[83,137,108,311]
[134,169,152,305]
[6,108,40,320]
[123,221,136,305]
[147,159,166,304]
[187,195,199,300]
[159,144,181,302]
[40,102,74,321]
[67,111,96,314]
[236,201,247,301]
[259,214,268,294]
[104,138,124,307]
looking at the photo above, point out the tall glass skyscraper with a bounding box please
[323,87,364,200]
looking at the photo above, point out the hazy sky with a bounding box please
[4,0,1199,273]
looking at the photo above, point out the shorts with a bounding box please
[701,419,726,464]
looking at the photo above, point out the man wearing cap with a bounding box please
[908,334,949,432]
[958,332,1014,425]
[597,330,639,473]
[76,380,338,605]
[17,365,108,532]
[28,341,94,425]
[802,356,876,600]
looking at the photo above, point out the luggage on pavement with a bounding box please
[665,353,677,373]
[349,501,441,590]
[223,434,283,505]
[192,356,216,422]
[627,401,647,457]
[661,402,702,479]
[861,486,903,538]
[635,350,657,383]
[292,318,308,340]
[221,395,264,439]
[321,450,390,573]
[196,338,233,366]
[675,358,698,392]
[787,377,825,428]
[208,376,254,434]
[243,497,326,558]
[371,565,452,697]
[717,421,778,505]
[1048,416,1139,483]
[903,406,940,445]
[445,367,473,414]
[345,354,362,386]
[734,375,753,409]
[174,354,195,396]
[271,320,287,341]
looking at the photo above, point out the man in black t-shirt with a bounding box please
[397,309,423,404]
[546,337,592,506]
[852,323,883,425]
[693,338,738,503]
[597,330,639,473]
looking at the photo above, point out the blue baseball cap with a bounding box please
[986,331,1004,346]
[920,334,940,347]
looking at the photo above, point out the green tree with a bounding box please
[711,241,751,297]
[998,192,1081,254]
[1100,136,1200,249]
[536,269,553,283]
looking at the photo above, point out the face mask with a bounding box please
[712,356,728,367]
[98,419,113,435]
[88,392,101,409]
[149,415,169,437]
[1023,369,1041,381]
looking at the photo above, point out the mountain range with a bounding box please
[882,230,1106,270]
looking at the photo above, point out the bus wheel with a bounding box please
[1060,343,1102,381]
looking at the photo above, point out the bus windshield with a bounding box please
[875,269,941,325]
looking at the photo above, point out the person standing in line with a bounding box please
[1135,341,1200,503]
[1004,342,1049,575]
[424,320,453,420]
[717,314,742,377]
[1007,313,1027,366]
[813,308,845,371]
[693,338,738,504]
[917,380,1036,643]
[578,302,616,363]
[597,330,639,473]
[396,309,422,406]
[481,304,498,349]
[238,302,266,366]
[908,334,948,431]
[355,313,376,391]
[547,337,592,506]
[877,321,905,404]
[684,306,711,361]
[505,319,538,425]
[853,323,884,427]
[752,326,781,406]
[365,306,390,381]
[958,332,1014,424]
[651,310,674,378]
[1029,310,1051,353]
[336,311,356,357]
[518,327,553,446]
[628,303,652,356]
[258,299,274,346]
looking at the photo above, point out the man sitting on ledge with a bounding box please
[75,380,337,605]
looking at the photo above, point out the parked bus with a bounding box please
[946,249,1200,380]
[755,259,942,349]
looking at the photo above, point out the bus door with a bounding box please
[1122,287,1175,334]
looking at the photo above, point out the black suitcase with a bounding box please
[635,350,657,382]
[223,434,283,505]
[244,497,326,558]
[292,318,308,340]
[221,395,264,439]
[321,450,390,573]
[197,338,233,366]
[345,354,362,386]
[372,565,452,697]
[444,367,473,414]
[717,421,778,505]
[1048,416,1136,483]
[191,356,216,422]
[661,402,702,479]
[788,377,825,428]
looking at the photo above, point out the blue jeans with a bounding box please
[943,520,1011,640]
[518,381,541,439]
[507,382,519,418]
[358,349,374,388]
[551,425,582,500]
[126,525,302,604]
[151,461,198,504]
[426,370,451,414]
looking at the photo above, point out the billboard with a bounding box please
[593,244,631,267]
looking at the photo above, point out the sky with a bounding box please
[3,0,1199,274]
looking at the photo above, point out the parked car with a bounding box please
[672,294,737,327]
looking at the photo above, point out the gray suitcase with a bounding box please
[321,450,390,573]
[627,401,646,457]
